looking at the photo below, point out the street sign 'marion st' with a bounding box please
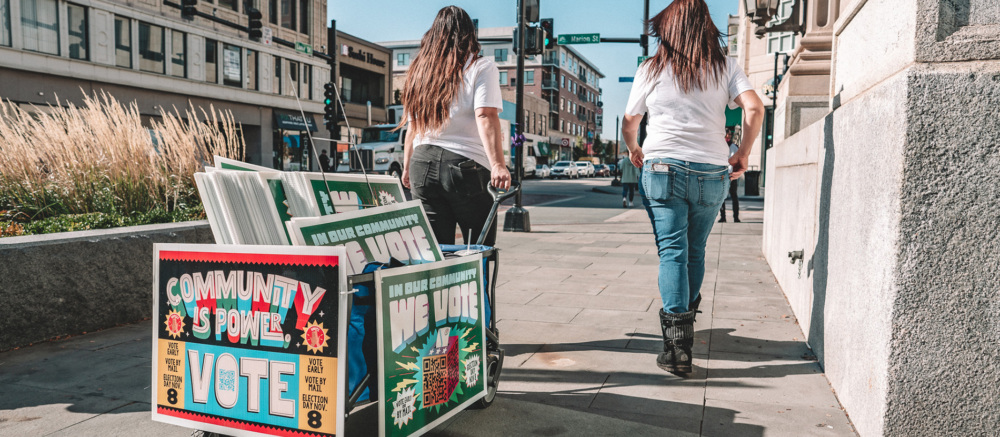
[557,33,600,45]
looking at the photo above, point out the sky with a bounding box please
[327,0,739,138]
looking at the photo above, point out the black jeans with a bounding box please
[719,180,740,220]
[409,145,497,246]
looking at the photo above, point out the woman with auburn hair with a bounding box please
[400,6,511,247]
[622,0,765,374]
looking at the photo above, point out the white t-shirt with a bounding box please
[625,58,753,166]
[412,57,504,168]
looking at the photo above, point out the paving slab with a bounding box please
[703,399,854,437]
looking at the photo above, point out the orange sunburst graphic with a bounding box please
[301,321,329,354]
[164,310,185,338]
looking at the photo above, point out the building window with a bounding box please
[205,38,218,83]
[280,0,295,31]
[767,0,798,53]
[222,43,241,87]
[138,22,164,74]
[560,52,565,65]
[341,76,352,102]
[561,76,565,88]
[524,70,534,85]
[559,98,564,111]
[268,0,277,25]
[499,71,507,86]
[219,0,237,11]
[114,16,130,68]
[21,0,59,55]
[246,48,257,90]
[302,63,311,99]
[273,56,281,94]
[170,30,185,77]
[396,52,409,66]
[287,60,298,95]
[66,3,87,60]
[299,0,308,35]
[494,48,507,62]
[1,0,10,47]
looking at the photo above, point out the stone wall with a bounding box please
[0,222,214,351]
[763,0,1000,435]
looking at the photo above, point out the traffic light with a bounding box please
[248,8,263,40]
[522,27,544,56]
[181,0,197,18]
[323,83,338,129]
[539,18,555,50]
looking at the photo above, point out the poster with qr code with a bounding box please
[152,244,347,437]
[374,256,487,437]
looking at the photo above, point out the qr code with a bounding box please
[422,355,447,407]
[219,369,236,392]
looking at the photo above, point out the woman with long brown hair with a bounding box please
[399,6,511,247]
[622,0,764,374]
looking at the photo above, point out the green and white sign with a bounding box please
[287,200,443,275]
[302,173,405,215]
[637,56,650,67]
[296,42,313,55]
[375,256,487,437]
[557,33,600,45]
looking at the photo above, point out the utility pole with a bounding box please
[612,115,621,185]
[638,0,650,147]
[504,0,531,232]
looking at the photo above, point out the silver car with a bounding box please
[535,164,551,179]
[575,161,596,177]
[549,161,579,179]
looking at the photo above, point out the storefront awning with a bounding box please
[274,111,319,132]
[725,107,743,127]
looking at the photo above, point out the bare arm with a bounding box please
[622,113,644,168]
[730,90,765,180]
[401,127,416,189]
[475,107,511,190]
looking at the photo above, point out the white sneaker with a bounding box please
[622,198,628,208]
[629,200,634,207]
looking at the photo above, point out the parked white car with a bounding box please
[575,161,596,177]
[549,161,579,179]
[535,164,551,179]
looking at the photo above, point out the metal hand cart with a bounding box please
[342,183,518,418]
[192,184,519,437]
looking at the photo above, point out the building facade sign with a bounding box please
[342,44,386,68]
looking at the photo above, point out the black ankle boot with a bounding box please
[657,310,696,374]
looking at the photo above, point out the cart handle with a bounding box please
[488,182,520,204]
[476,183,521,246]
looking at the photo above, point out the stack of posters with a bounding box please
[197,157,406,246]
[151,244,348,437]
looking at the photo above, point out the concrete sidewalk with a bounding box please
[0,198,856,436]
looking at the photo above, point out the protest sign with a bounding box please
[286,201,443,275]
[152,244,347,437]
[375,256,487,437]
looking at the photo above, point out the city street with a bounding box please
[0,179,856,436]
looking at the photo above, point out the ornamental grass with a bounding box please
[0,91,244,235]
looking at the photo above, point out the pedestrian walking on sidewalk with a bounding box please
[619,153,640,207]
[398,6,511,246]
[621,0,765,374]
[718,131,741,223]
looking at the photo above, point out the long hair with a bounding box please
[644,0,727,93]
[399,6,481,135]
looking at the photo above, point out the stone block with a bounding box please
[0,222,214,351]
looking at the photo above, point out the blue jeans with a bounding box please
[640,158,729,314]
[622,183,637,201]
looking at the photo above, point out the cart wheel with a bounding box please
[473,348,504,409]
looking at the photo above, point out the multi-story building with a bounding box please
[381,26,604,161]
[333,30,391,143]
[0,0,336,170]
